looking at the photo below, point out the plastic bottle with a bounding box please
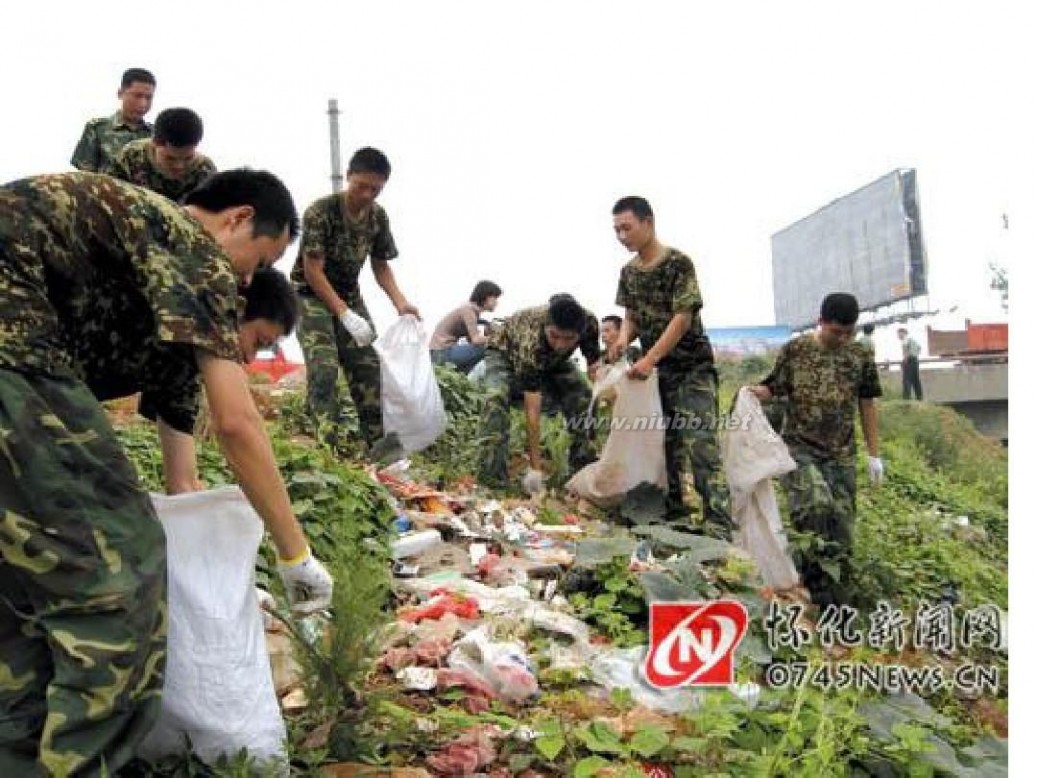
[391,529,443,560]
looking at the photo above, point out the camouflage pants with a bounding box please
[477,351,595,487]
[297,295,383,448]
[0,369,167,776]
[658,365,732,530]
[780,447,857,607]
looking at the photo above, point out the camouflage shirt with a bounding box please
[487,304,601,391]
[615,248,714,370]
[291,193,398,310]
[105,138,216,202]
[763,334,882,462]
[0,173,241,433]
[70,112,153,173]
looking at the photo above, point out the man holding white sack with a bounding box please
[609,196,732,538]
[749,292,883,608]
[0,170,332,775]
[292,147,421,456]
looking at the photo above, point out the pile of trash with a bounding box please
[256,457,789,775]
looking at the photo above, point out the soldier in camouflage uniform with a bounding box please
[70,68,156,173]
[292,147,419,453]
[610,196,732,537]
[0,170,332,775]
[105,107,217,203]
[133,267,299,494]
[750,292,884,607]
[477,295,600,489]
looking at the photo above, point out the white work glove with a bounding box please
[521,468,546,496]
[340,309,374,347]
[278,549,334,614]
[868,456,884,484]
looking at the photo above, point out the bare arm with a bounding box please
[629,312,691,378]
[371,258,419,317]
[197,351,308,560]
[524,391,543,470]
[302,253,348,317]
[157,418,201,494]
[463,308,488,345]
[859,398,880,457]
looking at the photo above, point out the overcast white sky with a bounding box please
[2,1,1031,363]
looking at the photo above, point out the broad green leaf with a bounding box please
[574,755,611,777]
[534,734,566,761]
[629,724,670,757]
[671,736,708,753]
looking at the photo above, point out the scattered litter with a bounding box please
[447,626,539,703]
[397,666,438,691]
[589,646,701,714]
[399,590,480,623]
[728,681,762,709]
[469,543,489,566]
[392,515,413,533]
[628,540,659,572]
[425,725,501,775]
[392,561,421,578]
[392,529,444,560]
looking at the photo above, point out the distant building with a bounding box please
[707,326,792,358]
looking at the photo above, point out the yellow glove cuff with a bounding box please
[277,547,311,567]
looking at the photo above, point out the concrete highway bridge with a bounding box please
[878,355,1008,443]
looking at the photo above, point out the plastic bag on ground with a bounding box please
[138,487,286,771]
[590,646,701,714]
[447,626,539,702]
[374,314,448,453]
[566,366,667,506]
[721,388,799,589]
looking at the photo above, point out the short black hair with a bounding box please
[183,169,299,240]
[154,108,204,147]
[612,196,654,222]
[469,280,502,306]
[347,147,391,178]
[121,68,156,89]
[820,293,860,326]
[861,323,875,335]
[243,267,299,332]
[601,315,622,329]
[546,295,586,334]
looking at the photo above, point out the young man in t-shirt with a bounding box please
[749,292,884,606]
[609,195,732,538]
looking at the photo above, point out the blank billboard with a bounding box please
[771,169,928,329]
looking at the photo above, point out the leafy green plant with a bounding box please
[567,556,647,646]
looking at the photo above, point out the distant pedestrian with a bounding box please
[857,323,875,358]
[898,327,923,400]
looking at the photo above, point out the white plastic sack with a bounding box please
[138,487,287,771]
[566,364,667,506]
[721,388,799,590]
[374,315,448,453]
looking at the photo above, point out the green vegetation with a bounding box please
[111,351,1007,775]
